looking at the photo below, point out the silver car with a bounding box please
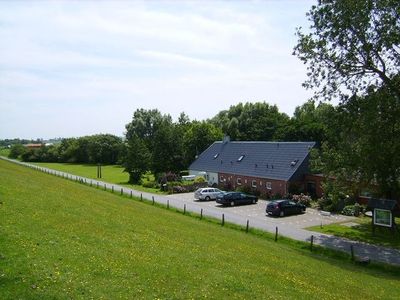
[194,188,224,201]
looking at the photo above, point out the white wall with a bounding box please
[189,170,218,186]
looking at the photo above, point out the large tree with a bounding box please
[320,81,400,200]
[294,0,400,101]
[211,102,289,141]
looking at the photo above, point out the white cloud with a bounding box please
[0,0,313,139]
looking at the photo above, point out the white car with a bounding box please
[194,188,224,201]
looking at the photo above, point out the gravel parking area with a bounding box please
[167,192,353,229]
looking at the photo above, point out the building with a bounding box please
[24,143,43,149]
[189,138,315,197]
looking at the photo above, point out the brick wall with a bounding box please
[218,172,287,197]
[304,174,324,198]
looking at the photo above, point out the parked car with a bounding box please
[216,192,258,206]
[266,200,306,217]
[194,188,224,201]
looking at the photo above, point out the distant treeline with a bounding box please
[8,134,123,165]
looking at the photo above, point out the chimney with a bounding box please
[223,135,230,144]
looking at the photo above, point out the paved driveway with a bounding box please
[167,192,353,229]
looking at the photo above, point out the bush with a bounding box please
[158,172,180,184]
[236,185,252,194]
[341,203,365,216]
[292,194,312,207]
[142,181,156,188]
[271,192,283,200]
[171,185,187,194]
[194,176,206,183]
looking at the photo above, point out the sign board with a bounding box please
[373,209,392,228]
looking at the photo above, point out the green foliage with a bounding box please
[8,144,27,159]
[124,133,151,184]
[211,102,289,141]
[194,176,205,183]
[342,203,365,217]
[18,135,123,164]
[318,80,400,199]
[182,121,223,166]
[294,0,400,101]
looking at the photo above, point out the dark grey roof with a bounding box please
[189,141,315,181]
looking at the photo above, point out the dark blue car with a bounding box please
[216,192,258,206]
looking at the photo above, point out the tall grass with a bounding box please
[1,159,399,299]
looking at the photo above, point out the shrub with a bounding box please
[292,194,312,207]
[194,176,206,183]
[171,186,187,194]
[271,192,283,200]
[342,203,365,216]
[142,181,156,188]
[236,185,252,194]
[158,172,180,184]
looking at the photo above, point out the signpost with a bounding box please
[373,209,392,228]
[368,198,397,235]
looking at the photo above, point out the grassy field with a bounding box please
[1,160,400,299]
[30,162,164,194]
[308,217,400,250]
[0,148,10,157]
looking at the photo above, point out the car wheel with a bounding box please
[205,196,210,201]
[230,201,235,206]
[252,199,256,204]
[279,210,285,217]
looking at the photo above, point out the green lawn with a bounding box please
[308,217,400,250]
[0,147,10,157]
[1,160,399,299]
[30,162,164,194]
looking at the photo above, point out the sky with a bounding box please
[0,0,315,139]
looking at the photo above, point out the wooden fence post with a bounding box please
[275,226,278,242]
[246,220,249,233]
[310,235,314,251]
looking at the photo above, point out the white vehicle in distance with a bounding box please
[194,188,224,201]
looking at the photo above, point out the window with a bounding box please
[251,180,257,188]
[237,178,242,185]
[266,182,272,190]
[237,155,245,162]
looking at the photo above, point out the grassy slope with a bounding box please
[0,160,399,299]
[31,162,164,194]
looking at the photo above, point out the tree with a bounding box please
[294,0,400,101]
[123,133,151,184]
[210,102,289,141]
[8,144,26,159]
[151,116,184,175]
[278,100,336,147]
[125,109,164,150]
[319,80,400,199]
[183,121,223,167]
